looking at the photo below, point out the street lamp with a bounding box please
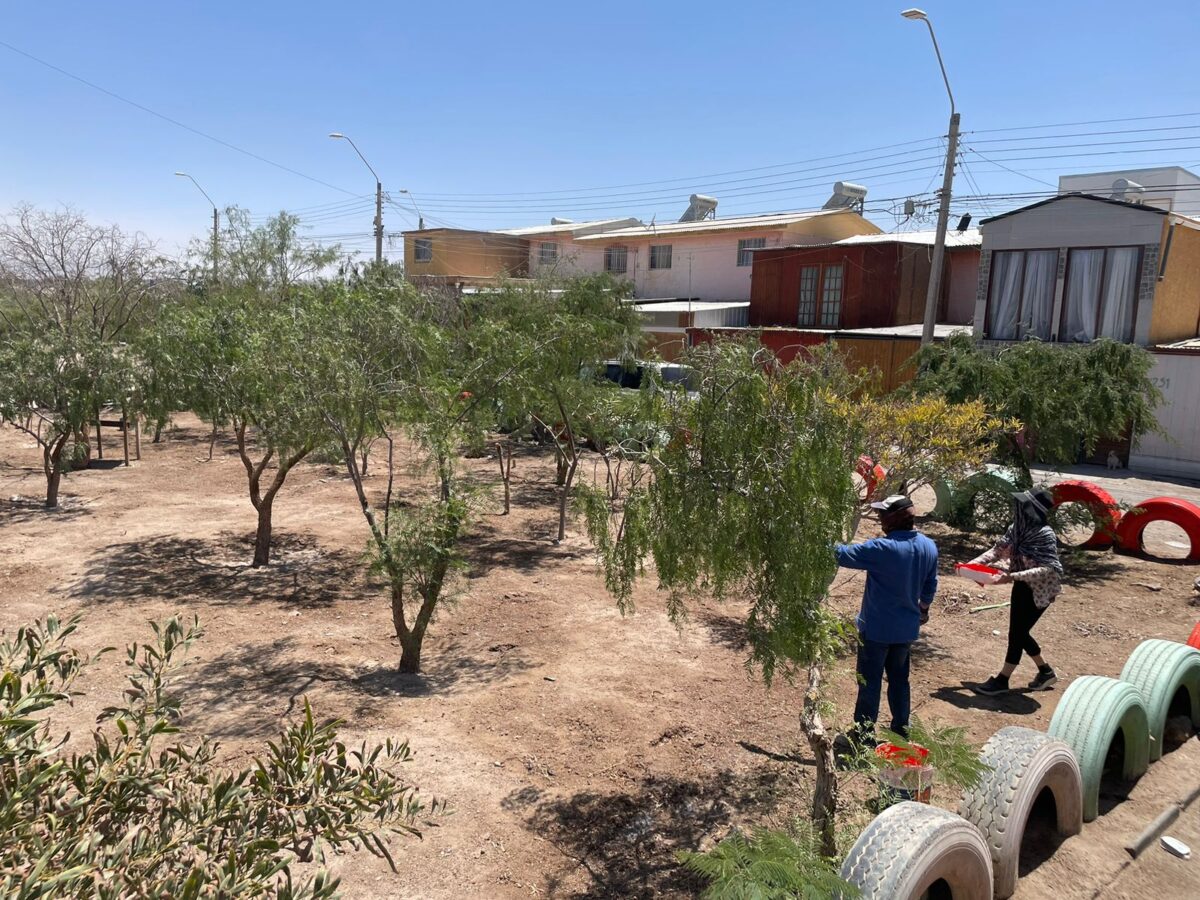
[398,189,425,230]
[902,8,960,345]
[175,172,219,280]
[329,132,383,264]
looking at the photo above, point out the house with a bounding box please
[1058,166,1200,217]
[399,186,882,300]
[402,228,529,288]
[571,207,882,302]
[491,218,642,277]
[972,192,1200,347]
[747,228,981,331]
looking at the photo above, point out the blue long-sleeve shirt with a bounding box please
[835,530,939,644]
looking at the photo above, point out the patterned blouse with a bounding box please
[971,536,1062,609]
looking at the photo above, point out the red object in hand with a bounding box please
[875,742,929,767]
[955,562,1003,585]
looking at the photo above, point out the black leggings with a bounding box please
[1006,581,1047,666]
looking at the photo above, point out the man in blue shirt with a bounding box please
[835,494,938,744]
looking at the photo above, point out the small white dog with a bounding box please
[1106,450,1122,470]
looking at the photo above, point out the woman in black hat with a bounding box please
[971,488,1063,696]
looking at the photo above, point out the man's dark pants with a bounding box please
[853,636,911,740]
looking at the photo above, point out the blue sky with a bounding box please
[3,1,1199,258]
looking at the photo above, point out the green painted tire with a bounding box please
[932,479,957,520]
[950,467,1021,529]
[959,727,1083,899]
[1119,639,1200,762]
[1047,676,1151,822]
[840,801,993,900]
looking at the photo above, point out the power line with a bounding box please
[0,38,356,197]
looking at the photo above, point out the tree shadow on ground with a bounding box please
[504,768,784,899]
[65,532,362,608]
[352,641,536,699]
[0,496,92,527]
[930,682,1042,715]
[697,610,749,652]
[912,634,955,665]
[509,479,563,509]
[463,521,586,577]
[177,636,353,741]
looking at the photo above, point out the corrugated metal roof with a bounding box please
[633,301,750,313]
[1158,337,1200,350]
[830,323,972,338]
[494,217,641,236]
[574,209,851,241]
[832,229,981,248]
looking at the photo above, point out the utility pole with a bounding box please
[176,172,219,281]
[374,179,383,265]
[925,112,959,344]
[330,132,384,265]
[902,8,958,346]
[212,206,220,281]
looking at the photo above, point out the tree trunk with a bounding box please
[801,664,839,859]
[153,421,164,443]
[252,498,274,567]
[43,435,68,509]
[398,635,422,673]
[208,424,219,461]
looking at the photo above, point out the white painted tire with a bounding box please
[959,727,1083,899]
[840,801,993,899]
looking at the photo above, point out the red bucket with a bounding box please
[875,742,934,804]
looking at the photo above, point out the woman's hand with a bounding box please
[989,572,1012,586]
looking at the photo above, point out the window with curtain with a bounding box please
[820,264,844,326]
[414,238,433,262]
[737,237,766,266]
[604,246,628,274]
[986,249,1058,340]
[797,266,819,325]
[1062,247,1141,343]
[649,244,672,270]
[538,242,559,265]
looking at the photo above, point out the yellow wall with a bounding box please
[404,230,529,279]
[781,210,883,243]
[1150,221,1200,344]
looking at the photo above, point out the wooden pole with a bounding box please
[134,416,141,460]
[95,406,103,460]
[121,411,130,466]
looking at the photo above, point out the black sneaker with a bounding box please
[975,675,1010,696]
[1028,667,1058,691]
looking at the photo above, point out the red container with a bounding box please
[875,742,933,804]
[954,562,1003,585]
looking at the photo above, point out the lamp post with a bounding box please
[902,8,960,346]
[398,189,425,230]
[175,172,219,280]
[329,132,383,264]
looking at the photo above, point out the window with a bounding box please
[413,238,433,263]
[604,245,628,274]
[538,241,559,265]
[986,249,1058,340]
[797,266,820,325]
[737,237,766,266]
[797,264,844,327]
[1061,247,1141,343]
[650,244,672,270]
[820,264,844,326]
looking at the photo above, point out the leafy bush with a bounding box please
[679,825,858,899]
[0,616,438,898]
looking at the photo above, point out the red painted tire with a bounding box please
[1188,623,1200,651]
[1052,480,1121,550]
[1114,496,1200,563]
[856,455,887,499]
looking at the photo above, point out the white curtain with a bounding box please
[1064,249,1105,342]
[1099,248,1140,341]
[988,251,1023,340]
[1020,250,1058,340]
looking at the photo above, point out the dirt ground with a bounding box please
[2,413,1199,899]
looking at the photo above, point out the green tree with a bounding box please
[906,334,1162,482]
[0,615,437,897]
[0,327,130,507]
[152,296,324,565]
[579,339,861,856]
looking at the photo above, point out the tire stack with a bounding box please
[839,638,1200,899]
